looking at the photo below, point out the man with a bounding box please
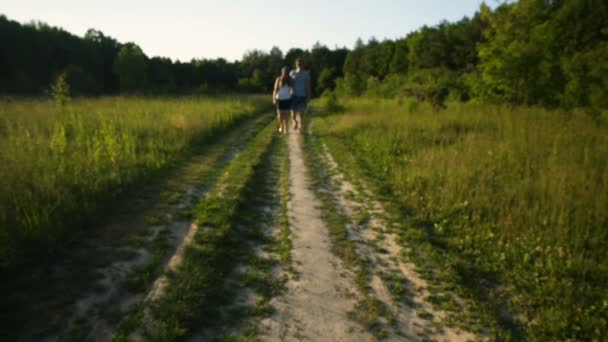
[289,58,311,133]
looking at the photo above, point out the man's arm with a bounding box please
[307,74,312,101]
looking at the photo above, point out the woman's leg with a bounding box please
[276,108,282,132]
[280,110,289,134]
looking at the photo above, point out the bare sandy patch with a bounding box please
[259,132,374,342]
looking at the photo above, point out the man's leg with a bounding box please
[297,111,304,133]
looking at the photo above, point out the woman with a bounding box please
[273,67,292,135]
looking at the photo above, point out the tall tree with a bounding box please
[147,57,175,93]
[389,38,409,75]
[476,1,559,105]
[407,25,448,70]
[113,43,147,92]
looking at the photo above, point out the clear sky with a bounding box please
[2,0,500,62]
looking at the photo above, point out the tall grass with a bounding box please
[0,96,270,269]
[312,97,608,340]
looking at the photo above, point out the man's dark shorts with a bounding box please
[291,96,308,111]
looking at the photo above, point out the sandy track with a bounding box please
[260,132,374,342]
[38,115,268,342]
[320,144,482,342]
[29,113,483,341]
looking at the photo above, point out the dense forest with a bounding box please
[1,0,607,110]
[0,14,348,96]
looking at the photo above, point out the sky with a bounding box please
[2,0,502,62]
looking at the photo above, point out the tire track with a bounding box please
[319,142,483,341]
[260,131,374,341]
[40,114,272,342]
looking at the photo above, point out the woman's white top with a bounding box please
[276,84,292,100]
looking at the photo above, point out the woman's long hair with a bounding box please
[279,67,291,87]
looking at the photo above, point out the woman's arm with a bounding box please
[272,77,279,104]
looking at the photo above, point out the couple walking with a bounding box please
[272,58,311,134]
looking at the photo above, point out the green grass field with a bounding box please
[2,94,606,340]
[0,96,271,269]
[311,97,608,340]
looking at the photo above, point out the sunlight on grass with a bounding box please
[313,97,608,340]
[0,96,270,268]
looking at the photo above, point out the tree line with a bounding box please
[338,0,607,111]
[0,15,347,96]
[1,0,606,110]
